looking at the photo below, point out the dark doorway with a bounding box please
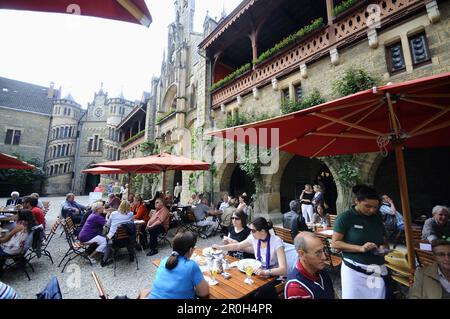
[84,174,100,195]
[229,165,254,199]
[280,156,337,213]
[315,165,338,214]
[374,147,450,219]
[173,170,182,187]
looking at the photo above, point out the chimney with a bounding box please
[47,82,55,99]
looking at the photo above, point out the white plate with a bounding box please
[202,247,222,257]
[237,259,262,273]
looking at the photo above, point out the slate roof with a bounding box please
[0,76,59,115]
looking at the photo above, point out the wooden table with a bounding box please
[314,227,334,238]
[0,213,16,224]
[152,249,276,299]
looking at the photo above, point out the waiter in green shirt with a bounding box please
[332,185,391,299]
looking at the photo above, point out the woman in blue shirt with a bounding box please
[149,231,209,299]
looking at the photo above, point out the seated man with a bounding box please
[146,198,170,256]
[422,205,450,242]
[409,240,450,299]
[193,198,219,239]
[285,232,335,299]
[61,193,87,224]
[283,200,308,237]
[6,191,22,206]
[22,196,46,229]
[379,195,404,241]
[220,198,237,234]
[105,193,121,211]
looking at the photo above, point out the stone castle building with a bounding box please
[119,0,450,218]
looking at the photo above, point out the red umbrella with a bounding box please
[81,166,127,175]
[0,0,152,27]
[209,72,450,270]
[96,153,210,194]
[0,152,36,170]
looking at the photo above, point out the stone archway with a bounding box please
[161,83,177,112]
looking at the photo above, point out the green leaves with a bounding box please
[140,141,159,156]
[156,108,176,124]
[333,0,358,17]
[281,89,326,115]
[253,18,324,65]
[122,130,145,148]
[333,68,378,97]
[210,18,324,92]
[0,155,45,196]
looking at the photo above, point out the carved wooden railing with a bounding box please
[211,0,424,108]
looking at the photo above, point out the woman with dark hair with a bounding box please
[312,203,331,226]
[222,210,253,259]
[0,210,34,260]
[237,193,249,215]
[149,231,209,299]
[214,217,287,277]
[213,217,287,298]
[331,185,390,299]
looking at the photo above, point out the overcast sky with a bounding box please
[0,0,241,107]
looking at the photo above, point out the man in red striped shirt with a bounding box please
[285,232,335,299]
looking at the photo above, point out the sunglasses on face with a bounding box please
[231,217,240,220]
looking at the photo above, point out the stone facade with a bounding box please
[0,108,51,165]
[208,0,450,216]
[146,0,218,203]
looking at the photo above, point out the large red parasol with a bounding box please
[209,72,450,270]
[96,153,210,195]
[0,0,152,27]
[0,152,36,170]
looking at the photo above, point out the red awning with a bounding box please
[0,0,152,27]
[0,152,36,170]
[209,72,450,157]
[96,153,210,173]
[81,166,127,175]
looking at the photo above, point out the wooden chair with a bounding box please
[316,233,342,272]
[384,250,414,287]
[0,230,36,280]
[27,217,61,264]
[274,280,286,299]
[412,228,423,247]
[91,271,108,299]
[273,226,294,244]
[111,226,139,276]
[415,248,435,268]
[58,220,91,272]
[329,214,337,227]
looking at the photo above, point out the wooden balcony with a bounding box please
[211,0,425,108]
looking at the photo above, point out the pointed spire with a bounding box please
[98,82,105,95]
[221,1,227,18]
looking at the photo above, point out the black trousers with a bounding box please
[147,224,165,250]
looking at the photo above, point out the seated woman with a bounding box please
[131,195,150,224]
[222,210,254,259]
[409,240,450,299]
[213,217,287,298]
[312,203,331,227]
[78,201,107,265]
[148,231,209,299]
[0,210,34,273]
[106,200,134,240]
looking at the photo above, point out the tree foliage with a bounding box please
[0,155,45,196]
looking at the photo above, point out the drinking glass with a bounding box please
[244,264,254,285]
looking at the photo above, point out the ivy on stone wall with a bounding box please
[333,0,359,17]
[122,130,145,148]
[333,68,378,98]
[281,88,326,115]
[156,108,176,124]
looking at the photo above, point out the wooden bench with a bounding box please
[329,214,337,227]
[415,248,435,267]
[273,226,294,244]
[412,228,423,247]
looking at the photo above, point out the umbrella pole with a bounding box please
[394,143,415,271]
[128,172,132,200]
[162,170,166,197]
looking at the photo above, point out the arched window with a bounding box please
[64,163,68,173]
[50,166,54,176]
[57,145,61,157]
[62,145,66,156]
[56,128,60,139]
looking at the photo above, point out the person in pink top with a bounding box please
[146,198,170,256]
[93,183,104,193]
